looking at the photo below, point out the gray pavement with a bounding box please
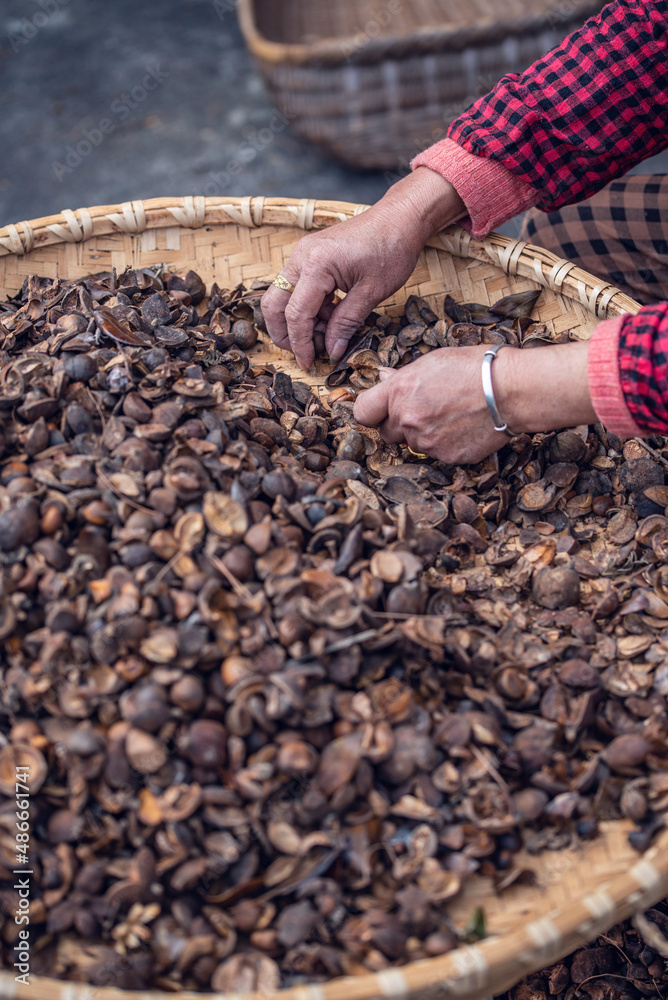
[0,0,391,227]
[0,0,666,239]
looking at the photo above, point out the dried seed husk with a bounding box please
[0,743,48,795]
[125,729,168,774]
[203,492,248,543]
[370,550,404,584]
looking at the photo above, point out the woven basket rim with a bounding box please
[0,194,658,1000]
[237,0,602,66]
[0,195,639,325]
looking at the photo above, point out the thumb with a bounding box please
[353,378,390,427]
[378,367,395,382]
[325,285,378,362]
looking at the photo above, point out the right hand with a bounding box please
[261,168,467,370]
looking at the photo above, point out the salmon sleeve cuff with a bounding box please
[411,138,539,238]
[587,317,643,438]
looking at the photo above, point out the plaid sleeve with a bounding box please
[617,304,668,433]
[447,0,668,212]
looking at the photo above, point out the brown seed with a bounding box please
[316,732,363,795]
[532,566,580,609]
[40,501,65,534]
[221,545,254,581]
[140,627,179,664]
[125,728,168,774]
[46,809,85,844]
[221,655,255,686]
[549,430,586,464]
[0,501,39,550]
[494,667,529,702]
[120,684,169,732]
[451,493,478,523]
[618,457,663,494]
[512,788,549,824]
[277,739,318,774]
[232,319,258,350]
[336,430,366,464]
[170,675,205,713]
[244,518,272,555]
[262,470,294,502]
[602,733,651,773]
[620,779,648,822]
[185,720,227,768]
[123,392,152,423]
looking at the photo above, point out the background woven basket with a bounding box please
[237,0,605,169]
[0,196,664,1000]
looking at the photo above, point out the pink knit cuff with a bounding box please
[411,138,538,238]
[587,318,642,437]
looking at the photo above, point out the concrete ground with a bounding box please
[1,0,667,241]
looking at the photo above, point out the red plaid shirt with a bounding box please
[414,0,668,435]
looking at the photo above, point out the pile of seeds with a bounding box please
[498,909,668,999]
[1,267,668,991]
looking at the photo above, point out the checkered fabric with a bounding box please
[521,175,668,307]
[447,0,668,214]
[521,176,668,432]
[442,0,668,434]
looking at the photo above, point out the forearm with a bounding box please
[493,301,668,439]
[492,340,597,434]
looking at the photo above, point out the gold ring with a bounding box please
[272,274,295,293]
[406,444,429,460]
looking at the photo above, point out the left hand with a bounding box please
[352,340,596,465]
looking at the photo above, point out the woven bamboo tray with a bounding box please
[237,0,605,169]
[0,196,663,1000]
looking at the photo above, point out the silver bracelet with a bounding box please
[481,344,518,438]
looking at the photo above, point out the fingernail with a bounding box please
[329,339,347,362]
[378,368,394,381]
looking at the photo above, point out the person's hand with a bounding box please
[353,340,597,465]
[261,168,467,370]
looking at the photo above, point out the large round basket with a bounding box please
[236,0,605,169]
[0,197,666,1000]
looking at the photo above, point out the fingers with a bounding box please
[283,271,338,371]
[317,294,337,325]
[379,418,406,444]
[324,284,377,362]
[353,378,391,428]
[313,295,337,338]
[261,267,300,353]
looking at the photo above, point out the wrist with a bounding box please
[379,167,467,241]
